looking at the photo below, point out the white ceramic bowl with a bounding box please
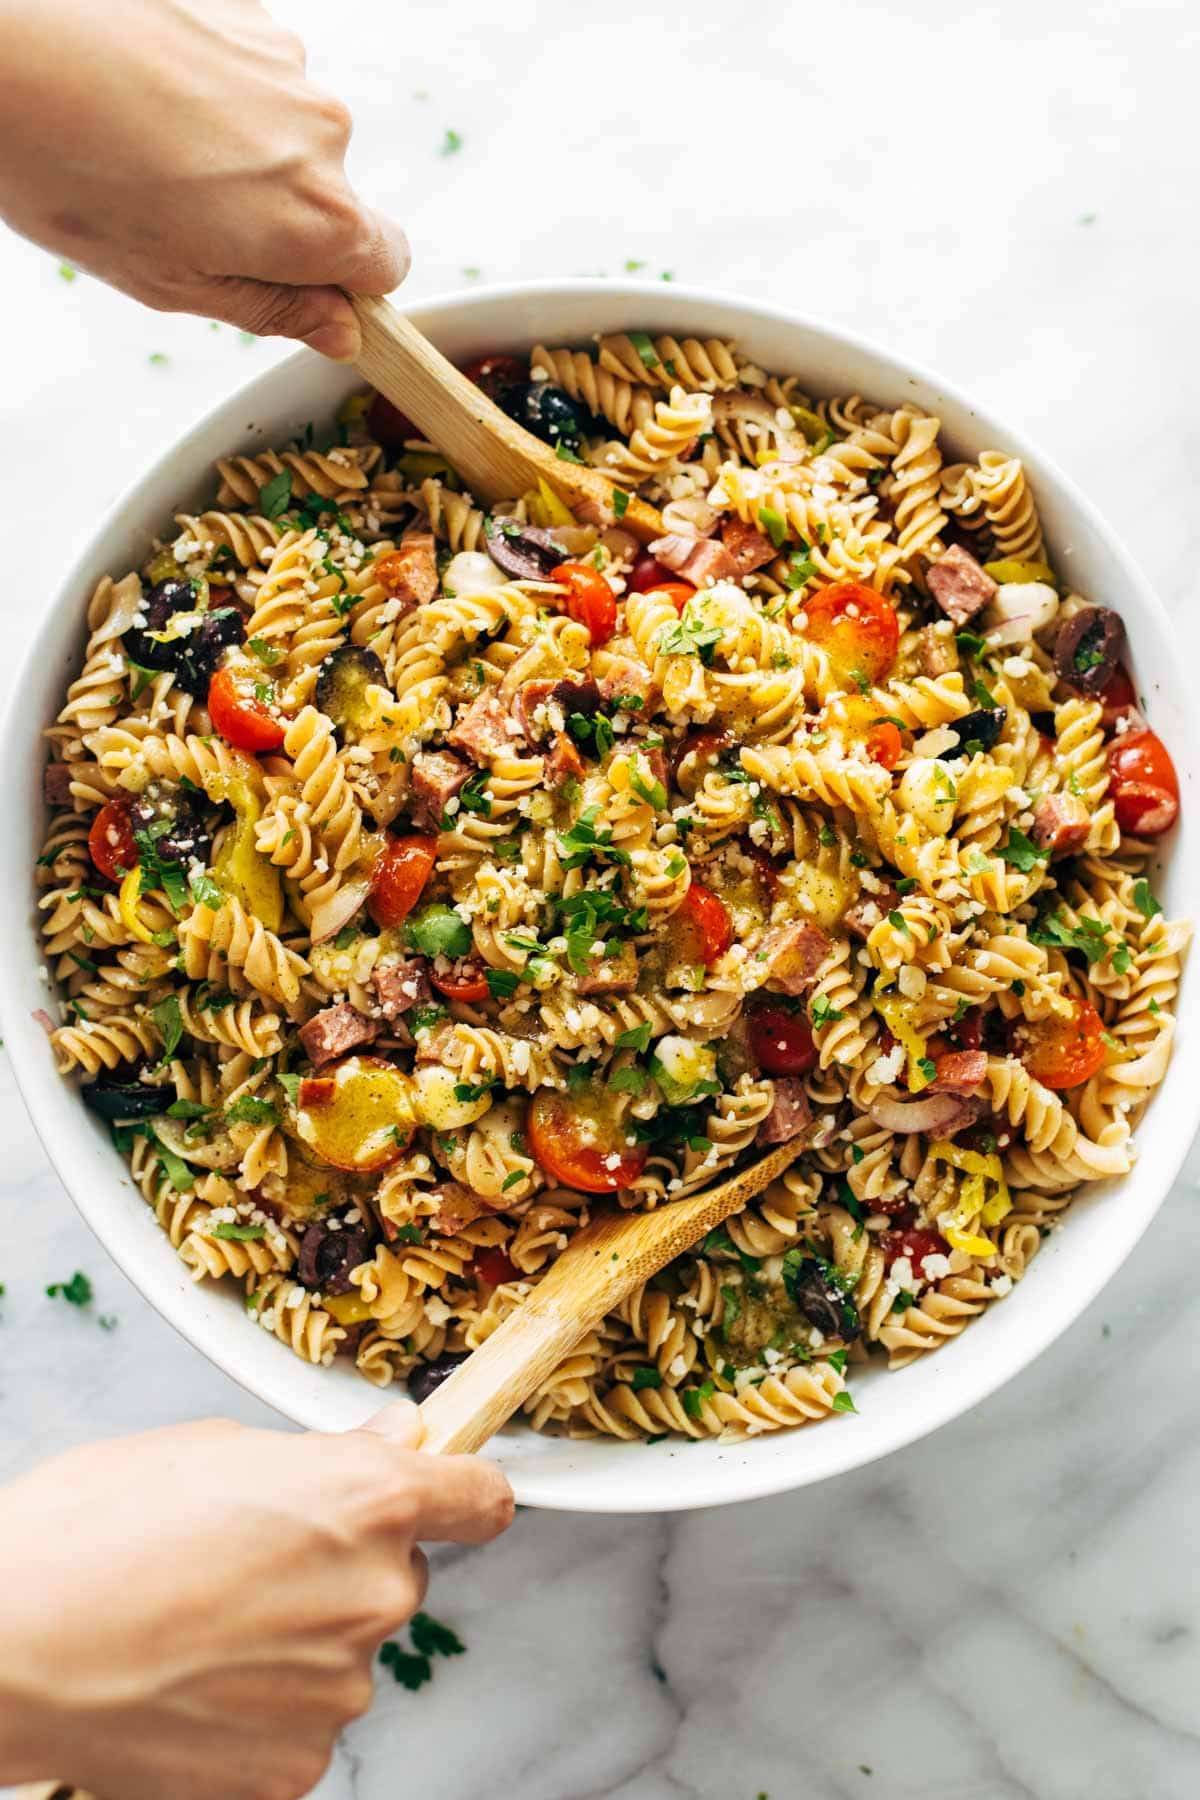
[4,282,1196,1512]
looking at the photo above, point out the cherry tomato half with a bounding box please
[367,391,417,450]
[1014,997,1107,1091]
[473,1246,519,1289]
[88,799,138,883]
[629,552,674,593]
[747,1002,817,1076]
[881,1226,949,1270]
[677,881,733,965]
[1108,727,1180,838]
[866,721,904,769]
[429,959,490,1004]
[207,665,285,754]
[643,581,696,617]
[551,561,617,647]
[368,834,438,929]
[526,1088,647,1193]
[460,353,526,399]
[1097,662,1138,728]
[799,581,899,685]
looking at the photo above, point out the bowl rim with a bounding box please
[5,276,1197,1512]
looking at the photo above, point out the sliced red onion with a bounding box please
[868,1090,984,1136]
[310,877,370,945]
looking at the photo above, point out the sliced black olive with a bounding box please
[406,1351,469,1404]
[483,516,568,582]
[1053,605,1125,695]
[82,1079,166,1122]
[129,782,213,865]
[123,580,245,699]
[782,1255,862,1343]
[315,646,387,743]
[497,380,588,448]
[937,707,1007,758]
[123,579,196,674]
[296,1221,374,1295]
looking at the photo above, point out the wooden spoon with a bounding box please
[349,294,664,543]
[417,1140,804,1456]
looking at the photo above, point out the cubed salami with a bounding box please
[299,1003,378,1069]
[926,544,998,626]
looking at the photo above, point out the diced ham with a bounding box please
[574,941,639,996]
[929,1050,988,1095]
[409,749,471,830]
[926,544,998,626]
[759,921,832,994]
[598,657,654,709]
[719,517,777,576]
[43,762,74,806]
[427,1181,485,1235]
[379,530,438,611]
[648,532,736,587]
[757,1076,812,1145]
[917,624,958,678]
[544,732,585,788]
[1031,792,1090,857]
[371,958,431,1021]
[298,1002,378,1069]
[842,889,898,940]
[446,689,515,765]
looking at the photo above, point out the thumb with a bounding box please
[200,274,363,360]
[360,1397,425,1449]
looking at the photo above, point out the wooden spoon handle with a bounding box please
[418,1142,803,1455]
[348,294,664,542]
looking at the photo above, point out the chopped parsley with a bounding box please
[189,870,223,910]
[682,1379,715,1419]
[46,1270,93,1306]
[224,1096,279,1127]
[439,128,463,155]
[1000,828,1049,872]
[485,968,520,999]
[831,1390,858,1414]
[453,1079,494,1103]
[1133,879,1162,920]
[615,1021,653,1052]
[151,994,184,1066]
[971,678,999,710]
[258,469,293,519]
[658,610,723,665]
[1029,908,1111,964]
[631,1365,662,1390]
[627,329,660,371]
[810,994,845,1027]
[210,1221,266,1241]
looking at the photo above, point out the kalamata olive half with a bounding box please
[782,1255,862,1342]
[937,707,1007,758]
[483,516,568,581]
[1053,604,1125,695]
[315,645,387,742]
[129,783,213,865]
[82,1079,167,1122]
[406,1351,469,1404]
[122,579,197,674]
[124,580,246,698]
[498,380,588,448]
[296,1221,374,1295]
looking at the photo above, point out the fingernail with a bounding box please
[304,319,361,362]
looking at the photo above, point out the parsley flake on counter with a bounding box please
[46,1271,93,1307]
[379,1611,466,1691]
[439,129,463,156]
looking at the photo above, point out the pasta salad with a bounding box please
[37,330,1189,1440]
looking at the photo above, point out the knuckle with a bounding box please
[312,87,353,141]
[334,1670,375,1721]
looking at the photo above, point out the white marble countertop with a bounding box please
[3,1,1200,1794]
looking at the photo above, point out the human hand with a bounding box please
[0,0,407,357]
[0,1404,513,1800]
